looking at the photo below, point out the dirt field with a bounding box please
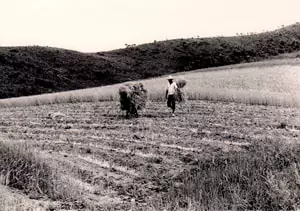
[0,100,299,210]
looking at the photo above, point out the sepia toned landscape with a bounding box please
[0,55,300,210]
[1,1,300,209]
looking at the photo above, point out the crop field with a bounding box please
[0,99,300,210]
[1,58,300,108]
[0,59,300,210]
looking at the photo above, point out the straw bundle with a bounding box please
[119,83,147,117]
[175,79,187,102]
[176,79,187,89]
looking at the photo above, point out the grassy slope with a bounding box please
[1,58,299,108]
[1,23,300,99]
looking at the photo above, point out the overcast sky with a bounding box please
[0,0,299,52]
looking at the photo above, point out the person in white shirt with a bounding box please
[165,75,178,115]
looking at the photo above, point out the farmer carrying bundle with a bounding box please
[165,76,187,116]
[119,83,147,117]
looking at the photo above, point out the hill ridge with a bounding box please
[1,23,300,98]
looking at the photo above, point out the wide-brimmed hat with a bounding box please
[167,75,173,80]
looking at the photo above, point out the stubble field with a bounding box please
[0,100,299,210]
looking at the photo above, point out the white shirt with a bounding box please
[166,81,178,95]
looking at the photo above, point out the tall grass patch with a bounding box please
[142,65,300,107]
[0,140,84,204]
[0,141,57,198]
[156,140,300,210]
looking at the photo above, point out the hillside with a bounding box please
[1,23,300,99]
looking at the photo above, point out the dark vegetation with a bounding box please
[1,23,300,99]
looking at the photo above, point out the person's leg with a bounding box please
[172,102,175,113]
[171,95,176,113]
[167,95,171,108]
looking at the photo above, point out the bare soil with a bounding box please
[0,100,299,210]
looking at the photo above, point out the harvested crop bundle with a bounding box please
[176,79,187,89]
[175,79,187,102]
[119,85,132,111]
[119,83,147,117]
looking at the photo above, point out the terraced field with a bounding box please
[0,100,299,210]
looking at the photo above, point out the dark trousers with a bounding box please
[167,95,176,112]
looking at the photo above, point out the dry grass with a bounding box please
[0,140,58,198]
[150,140,300,210]
[0,185,49,211]
[143,63,300,107]
[0,140,88,209]
[0,59,299,108]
